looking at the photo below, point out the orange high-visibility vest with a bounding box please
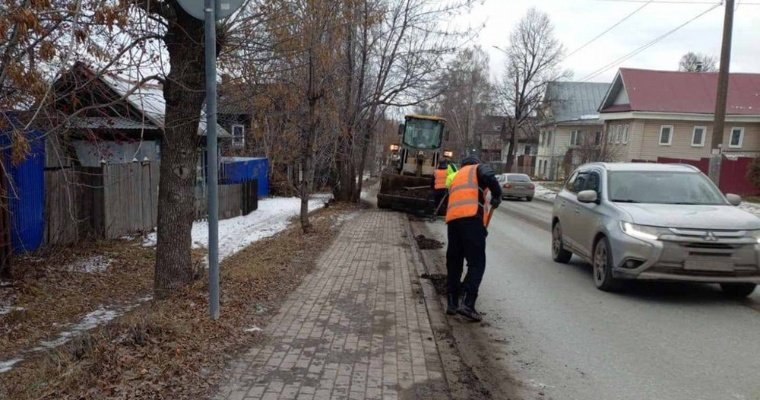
[434,169,447,189]
[445,165,490,225]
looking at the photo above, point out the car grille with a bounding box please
[682,242,736,250]
[649,265,760,278]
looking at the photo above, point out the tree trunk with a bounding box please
[505,125,517,172]
[354,112,378,200]
[154,11,206,298]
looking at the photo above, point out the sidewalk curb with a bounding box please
[403,217,487,400]
[403,218,456,399]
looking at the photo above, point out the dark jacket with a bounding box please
[476,164,502,208]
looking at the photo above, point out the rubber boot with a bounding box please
[457,292,482,322]
[446,293,459,315]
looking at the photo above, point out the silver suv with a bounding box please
[551,162,760,298]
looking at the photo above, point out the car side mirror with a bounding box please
[725,193,742,206]
[577,190,599,204]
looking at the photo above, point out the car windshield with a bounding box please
[507,174,531,183]
[607,171,726,205]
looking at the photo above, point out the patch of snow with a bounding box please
[578,114,599,120]
[38,307,119,349]
[243,326,262,333]
[143,196,330,262]
[0,280,12,287]
[332,212,360,228]
[64,255,113,273]
[534,184,558,202]
[0,296,154,374]
[0,306,25,316]
[0,358,23,373]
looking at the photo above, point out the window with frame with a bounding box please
[594,131,602,146]
[570,130,578,146]
[729,127,744,148]
[622,125,629,144]
[232,124,245,149]
[691,126,706,147]
[615,125,621,144]
[659,125,673,146]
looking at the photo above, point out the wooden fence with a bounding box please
[45,162,246,245]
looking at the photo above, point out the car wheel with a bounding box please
[552,222,572,264]
[719,283,756,299]
[526,196,533,202]
[593,237,621,292]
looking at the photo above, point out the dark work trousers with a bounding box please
[446,217,487,298]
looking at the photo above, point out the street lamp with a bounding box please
[492,45,508,55]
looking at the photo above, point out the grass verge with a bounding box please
[0,203,357,399]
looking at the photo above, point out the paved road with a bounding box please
[425,199,760,400]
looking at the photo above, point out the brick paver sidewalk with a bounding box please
[214,210,448,400]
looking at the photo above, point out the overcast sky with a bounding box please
[459,0,760,83]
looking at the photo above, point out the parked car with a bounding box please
[551,162,760,298]
[498,173,535,201]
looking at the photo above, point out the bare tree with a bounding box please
[679,52,717,72]
[572,130,623,165]
[498,8,565,172]
[432,46,494,157]
[334,0,475,202]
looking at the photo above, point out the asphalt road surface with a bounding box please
[424,199,760,400]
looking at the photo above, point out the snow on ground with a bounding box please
[534,183,558,202]
[0,358,22,373]
[143,195,330,262]
[0,296,153,374]
[0,306,24,316]
[1,195,333,374]
[64,255,113,273]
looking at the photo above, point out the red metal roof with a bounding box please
[603,68,760,115]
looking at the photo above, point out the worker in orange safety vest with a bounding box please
[431,160,449,215]
[445,156,502,321]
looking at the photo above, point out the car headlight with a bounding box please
[621,222,661,242]
[749,230,760,244]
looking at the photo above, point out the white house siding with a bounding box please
[628,120,760,161]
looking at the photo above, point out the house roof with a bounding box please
[600,68,760,115]
[544,81,610,123]
[99,72,231,137]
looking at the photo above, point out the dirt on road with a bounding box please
[410,218,532,400]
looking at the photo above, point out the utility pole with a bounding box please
[709,0,735,184]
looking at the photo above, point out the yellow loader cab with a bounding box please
[377,114,450,214]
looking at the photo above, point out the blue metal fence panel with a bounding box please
[1,129,46,253]
[220,157,269,197]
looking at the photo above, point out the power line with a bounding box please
[566,1,653,58]
[581,2,722,81]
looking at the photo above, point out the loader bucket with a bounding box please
[377,173,434,215]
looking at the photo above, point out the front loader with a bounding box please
[377,114,452,215]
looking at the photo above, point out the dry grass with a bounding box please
[0,240,160,360]
[0,203,359,400]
